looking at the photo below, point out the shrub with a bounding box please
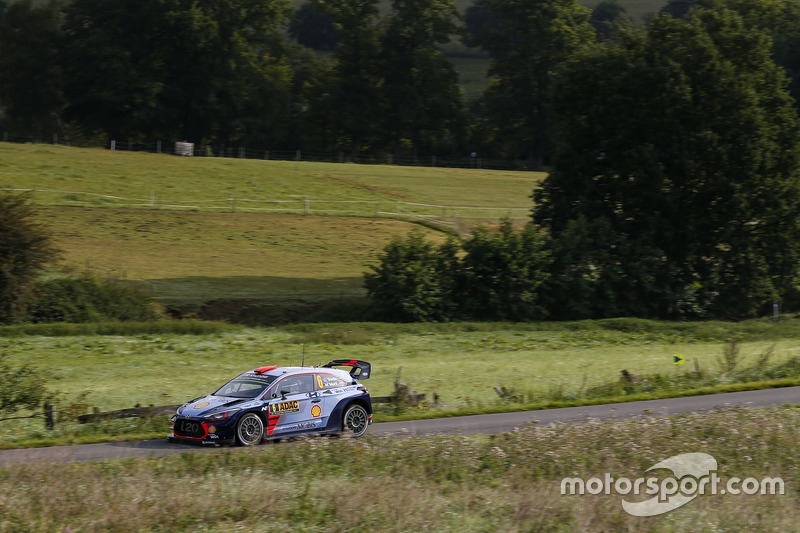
[28,274,160,323]
[364,230,460,322]
[0,193,60,324]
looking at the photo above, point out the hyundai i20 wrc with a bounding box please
[168,360,372,445]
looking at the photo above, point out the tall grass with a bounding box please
[0,405,796,531]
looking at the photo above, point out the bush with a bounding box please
[0,352,46,417]
[363,221,552,322]
[28,274,160,323]
[0,193,59,324]
[364,230,461,322]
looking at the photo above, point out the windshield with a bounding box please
[214,376,277,398]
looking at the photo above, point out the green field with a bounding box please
[1,143,540,307]
[2,319,800,448]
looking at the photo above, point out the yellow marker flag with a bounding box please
[673,354,685,365]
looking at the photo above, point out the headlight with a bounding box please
[204,408,239,421]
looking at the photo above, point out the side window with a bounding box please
[276,374,316,396]
[316,373,349,389]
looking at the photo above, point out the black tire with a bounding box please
[236,413,264,446]
[342,404,369,437]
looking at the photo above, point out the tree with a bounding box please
[459,220,551,320]
[590,1,630,41]
[0,193,59,324]
[290,2,339,51]
[303,0,383,152]
[659,0,696,19]
[377,0,465,156]
[0,0,65,139]
[535,7,800,319]
[720,0,800,121]
[472,0,595,166]
[363,230,460,321]
[61,0,294,144]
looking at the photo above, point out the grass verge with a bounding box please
[1,405,797,531]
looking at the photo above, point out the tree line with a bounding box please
[4,0,800,321]
[6,0,799,165]
[366,0,800,321]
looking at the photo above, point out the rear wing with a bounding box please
[322,359,371,380]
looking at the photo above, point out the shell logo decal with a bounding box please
[193,401,210,409]
[310,405,322,418]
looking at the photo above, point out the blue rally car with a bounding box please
[168,360,372,445]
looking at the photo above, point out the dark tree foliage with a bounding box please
[377,0,465,156]
[535,7,800,320]
[462,0,499,49]
[61,0,294,145]
[0,0,65,138]
[659,0,696,18]
[303,0,383,152]
[0,193,60,324]
[721,0,800,128]
[290,2,339,50]
[590,1,630,41]
[471,0,595,166]
[364,223,551,322]
[363,230,460,322]
[459,220,551,321]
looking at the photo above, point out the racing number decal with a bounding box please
[269,400,300,415]
[316,374,324,389]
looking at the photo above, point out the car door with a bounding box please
[312,371,351,429]
[265,373,319,436]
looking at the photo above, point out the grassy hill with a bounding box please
[3,143,541,312]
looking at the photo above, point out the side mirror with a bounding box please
[280,390,290,400]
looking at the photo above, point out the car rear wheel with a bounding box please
[236,413,264,446]
[342,404,369,437]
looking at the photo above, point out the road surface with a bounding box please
[1,386,798,467]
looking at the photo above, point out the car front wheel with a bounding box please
[236,413,264,446]
[342,404,369,437]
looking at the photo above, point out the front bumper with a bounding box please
[168,416,236,445]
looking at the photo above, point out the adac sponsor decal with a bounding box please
[269,400,300,415]
[311,405,322,418]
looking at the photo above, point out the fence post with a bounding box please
[157,140,161,154]
[240,147,245,158]
[265,150,269,160]
[110,140,116,151]
[53,133,58,145]
[44,403,55,430]
[230,196,236,212]
[304,195,310,215]
[432,155,436,167]
[296,150,301,161]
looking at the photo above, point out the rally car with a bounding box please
[168,360,372,446]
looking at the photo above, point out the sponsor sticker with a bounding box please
[193,401,210,409]
[270,400,300,415]
[311,405,322,418]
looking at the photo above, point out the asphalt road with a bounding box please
[2,386,799,467]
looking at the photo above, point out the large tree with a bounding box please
[377,0,464,156]
[472,0,595,166]
[61,0,294,144]
[303,0,383,152]
[535,6,800,319]
[0,0,65,139]
[0,193,59,324]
